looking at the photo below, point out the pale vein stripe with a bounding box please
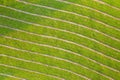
[94,0,120,11]
[18,0,120,32]
[0,73,26,80]
[0,10,120,53]
[56,0,120,21]
[0,25,119,73]
[0,54,90,80]
[0,5,120,43]
[0,44,114,80]
[0,14,120,61]
[0,63,65,80]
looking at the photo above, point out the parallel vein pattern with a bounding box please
[0,0,120,80]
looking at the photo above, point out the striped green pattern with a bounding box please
[0,0,120,80]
